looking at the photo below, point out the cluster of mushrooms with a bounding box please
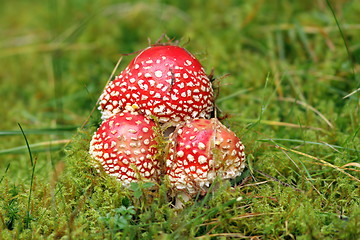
[89,45,246,207]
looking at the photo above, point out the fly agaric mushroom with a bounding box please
[165,118,246,205]
[98,45,214,125]
[89,110,160,185]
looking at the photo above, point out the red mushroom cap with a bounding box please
[98,45,214,125]
[165,118,246,194]
[89,110,160,185]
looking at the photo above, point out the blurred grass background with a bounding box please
[0,0,359,239]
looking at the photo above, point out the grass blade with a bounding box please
[18,123,36,229]
[0,163,10,185]
[275,145,360,183]
[326,0,355,73]
[0,139,71,155]
[18,123,33,166]
[258,138,360,153]
[0,126,78,136]
[326,0,359,97]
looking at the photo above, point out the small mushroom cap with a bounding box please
[98,45,214,125]
[89,111,160,185]
[166,118,246,194]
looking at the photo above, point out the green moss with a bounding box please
[1,0,360,238]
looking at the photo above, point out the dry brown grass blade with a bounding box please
[343,87,360,99]
[230,212,277,221]
[255,170,303,192]
[278,97,334,129]
[197,233,261,239]
[275,145,360,183]
[0,43,96,58]
[95,56,123,106]
[235,118,327,133]
[239,180,270,188]
[342,168,360,173]
[257,119,326,132]
[39,139,71,146]
[342,162,360,168]
[275,143,325,198]
[201,212,277,227]
[261,24,360,34]
[197,213,274,239]
[241,0,264,28]
[308,161,360,173]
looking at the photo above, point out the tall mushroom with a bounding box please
[98,45,214,126]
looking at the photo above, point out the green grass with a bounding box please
[1,0,359,239]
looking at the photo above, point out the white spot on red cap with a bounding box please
[177,150,184,157]
[155,70,162,78]
[198,155,207,164]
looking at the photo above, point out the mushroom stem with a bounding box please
[174,191,191,209]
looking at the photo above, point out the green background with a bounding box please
[0,0,359,239]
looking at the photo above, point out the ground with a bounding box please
[0,0,359,239]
